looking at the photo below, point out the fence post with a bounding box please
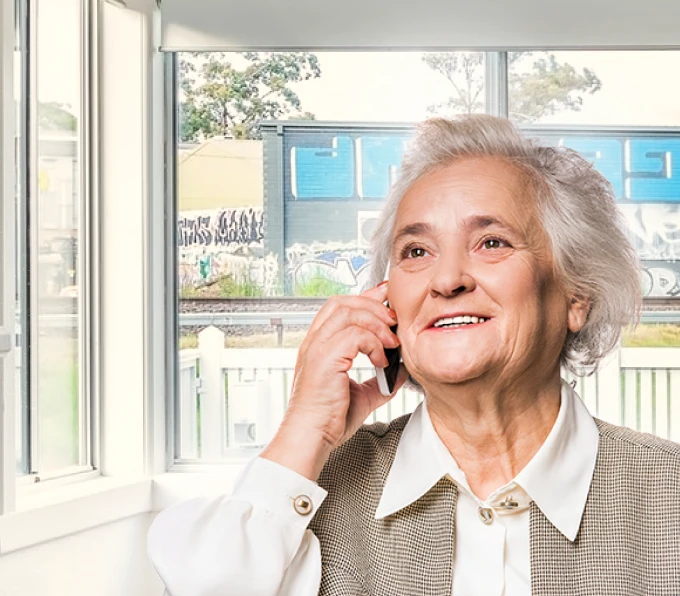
[199,326,226,459]
[596,346,622,426]
[178,355,199,459]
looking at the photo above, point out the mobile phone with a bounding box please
[375,261,401,397]
[376,326,401,396]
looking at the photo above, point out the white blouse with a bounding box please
[147,380,599,596]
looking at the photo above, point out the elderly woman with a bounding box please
[148,115,680,596]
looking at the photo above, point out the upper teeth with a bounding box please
[433,316,487,327]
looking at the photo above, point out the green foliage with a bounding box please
[179,275,264,298]
[217,275,263,297]
[38,101,77,131]
[295,277,350,297]
[38,337,80,469]
[508,52,601,122]
[622,324,680,348]
[422,51,602,122]
[179,52,321,141]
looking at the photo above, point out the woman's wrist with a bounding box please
[260,422,335,482]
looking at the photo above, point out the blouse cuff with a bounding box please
[232,456,329,529]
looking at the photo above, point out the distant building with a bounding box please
[178,138,263,210]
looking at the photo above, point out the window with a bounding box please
[508,51,680,126]
[15,0,93,481]
[171,50,680,464]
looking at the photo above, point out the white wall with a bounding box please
[0,515,162,596]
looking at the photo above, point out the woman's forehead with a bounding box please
[395,157,540,233]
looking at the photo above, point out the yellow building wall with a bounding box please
[178,138,263,211]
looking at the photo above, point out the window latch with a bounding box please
[0,333,11,355]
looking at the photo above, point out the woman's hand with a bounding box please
[260,283,406,481]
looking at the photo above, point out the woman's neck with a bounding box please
[425,375,562,500]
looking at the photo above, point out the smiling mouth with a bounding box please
[432,316,490,329]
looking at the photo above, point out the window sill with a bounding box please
[0,464,250,555]
[0,476,152,555]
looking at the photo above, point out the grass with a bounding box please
[294,277,350,297]
[35,336,81,472]
[622,323,680,347]
[180,329,308,350]
[180,275,264,299]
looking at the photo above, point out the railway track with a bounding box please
[180,296,679,313]
[179,297,328,313]
[639,297,680,310]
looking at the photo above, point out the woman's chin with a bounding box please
[412,361,491,388]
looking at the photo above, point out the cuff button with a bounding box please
[293,495,313,516]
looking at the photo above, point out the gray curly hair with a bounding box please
[367,115,641,376]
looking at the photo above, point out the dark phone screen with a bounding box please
[383,325,401,394]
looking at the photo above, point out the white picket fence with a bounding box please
[178,326,680,459]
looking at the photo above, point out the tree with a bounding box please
[38,102,77,131]
[422,53,486,115]
[179,52,321,142]
[423,52,602,123]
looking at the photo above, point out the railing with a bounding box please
[177,326,680,460]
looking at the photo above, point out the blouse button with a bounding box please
[293,494,313,516]
[478,507,494,525]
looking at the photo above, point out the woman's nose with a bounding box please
[428,252,476,298]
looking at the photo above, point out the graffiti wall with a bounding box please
[260,124,680,301]
[178,207,264,248]
[286,243,371,294]
[620,203,680,297]
[178,208,279,295]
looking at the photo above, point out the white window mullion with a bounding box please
[0,0,17,515]
[484,52,508,118]
[78,0,93,474]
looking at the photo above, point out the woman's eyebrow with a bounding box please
[462,214,518,234]
[392,222,436,244]
[392,216,519,246]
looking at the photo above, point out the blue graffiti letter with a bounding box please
[359,136,408,198]
[292,136,354,199]
[627,139,680,202]
[562,137,624,200]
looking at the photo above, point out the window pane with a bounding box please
[508,51,680,126]
[175,51,680,461]
[175,51,481,459]
[34,0,84,473]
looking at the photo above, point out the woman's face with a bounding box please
[388,157,588,390]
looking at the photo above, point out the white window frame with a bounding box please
[14,0,98,486]
[0,0,169,555]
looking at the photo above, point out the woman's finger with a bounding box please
[313,325,394,371]
[306,284,392,336]
[313,306,399,350]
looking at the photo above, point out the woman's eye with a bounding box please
[482,238,505,250]
[407,247,427,258]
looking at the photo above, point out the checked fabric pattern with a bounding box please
[309,415,680,595]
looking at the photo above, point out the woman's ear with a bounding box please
[567,294,590,333]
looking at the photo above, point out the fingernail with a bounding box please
[388,308,397,319]
[377,281,388,287]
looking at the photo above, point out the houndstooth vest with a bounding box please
[309,415,680,595]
